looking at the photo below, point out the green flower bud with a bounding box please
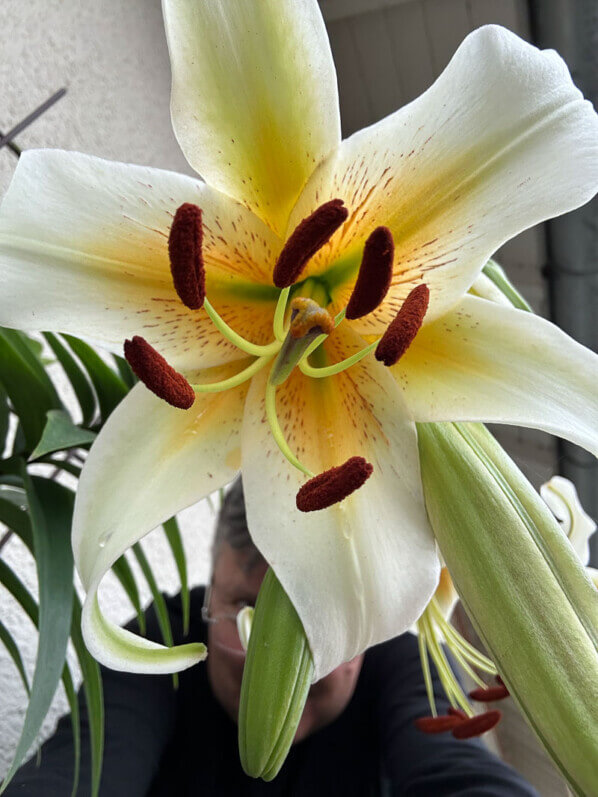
[238,568,314,781]
[417,421,598,797]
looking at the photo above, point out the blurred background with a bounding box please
[0,0,596,793]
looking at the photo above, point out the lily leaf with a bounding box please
[163,517,189,636]
[0,618,31,696]
[62,335,128,421]
[112,352,137,389]
[111,554,146,636]
[0,329,62,450]
[0,473,75,793]
[132,542,178,687]
[29,409,96,461]
[0,383,9,449]
[0,558,80,796]
[70,597,104,797]
[43,332,97,427]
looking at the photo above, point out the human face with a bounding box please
[206,542,363,743]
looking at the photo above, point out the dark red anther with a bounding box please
[273,199,348,289]
[296,456,373,513]
[469,685,510,702]
[447,707,468,720]
[124,336,195,410]
[375,283,430,367]
[496,674,506,686]
[345,227,394,320]
[452,710,501,739]
[168,203,205,310]
[415,715,462,734]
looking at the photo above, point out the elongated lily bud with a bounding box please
[238,568,314,781]
[417,421,598,797]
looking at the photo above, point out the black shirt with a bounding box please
[7,587,538,796]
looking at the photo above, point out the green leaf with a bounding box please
[0,559,80,796]
[0,619,30,695]
[70,598,104,797]
[0,496,31,542]
[132,542,178,688]
[0,474,75,793]
[0,485,28,511]
[0,384,10,449]
[43,333,97,426]
[113,353,137,389]
[111,554,146,636]
[29,410,96,461]
[163,517,189,636]
[0,329,63,450]
[62,336,128,422]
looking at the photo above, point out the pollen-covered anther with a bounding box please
[414,715,462,734]
[375,284,430,367]
[469,684,510,702]
[289,297,334,339]
[452,710,502,739]
[345,227,394,320]
[296,456,373,513]
[273,199,349,289]
[168,202,205,310]
[124,336,195,410]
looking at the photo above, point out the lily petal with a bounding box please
[163,0,340,236]
[290,25,598,328]
[394,295,598,458]
[540,476,596,566]
[0,149,280,368]
[242,328,439,680]
[73,371,248,672]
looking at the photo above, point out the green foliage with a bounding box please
[0,328,191,794]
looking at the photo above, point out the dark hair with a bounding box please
[213,478,264,571]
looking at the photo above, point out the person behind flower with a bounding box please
[7,481,538,796]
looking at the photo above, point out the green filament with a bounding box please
[191,356,272,393]
[273,287,291,342]
[203,297,281,358]
[300,341,376,379]
[264,378,313,478]
[417,621,437,717]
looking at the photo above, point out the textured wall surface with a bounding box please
[0,0,567,793]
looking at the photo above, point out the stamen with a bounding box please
[168,203,205,310]
[124,336,195,409]
[414,715,461,734]
[469,685,510,702]
[296,457,373,512]
[273,199,348,288]
[375,284,430,367]
[190,355,272,393]
[452,710,501,739]
[203,298,281,358]
[345,227,394,320]
[299,340,377,379]
[448,707,468,720]
[265,380,313,477]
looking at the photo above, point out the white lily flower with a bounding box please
[0,1,597,681]
[541,475,598,588]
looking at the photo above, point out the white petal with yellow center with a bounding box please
[0,149,280,369]
[73,371,248,672]
[242,328,439,680]
[289,25,598,329]
[163,0,340,236]
[394,295,598,458]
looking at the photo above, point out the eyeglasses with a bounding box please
[202,584,254,651]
